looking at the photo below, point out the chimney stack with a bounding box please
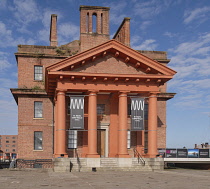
[50,14,58,46]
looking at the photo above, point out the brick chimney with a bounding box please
[80,6,110,52]
[49,14,58,46]
[113,17,131,47]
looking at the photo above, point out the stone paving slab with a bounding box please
[0,168,210,189]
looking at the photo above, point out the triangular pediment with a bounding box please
[73,55,146,75]
[46,40,176,76]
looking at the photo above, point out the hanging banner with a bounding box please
[131,98,144,130]
[70,96,84,129]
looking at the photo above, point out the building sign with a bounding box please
[177,149,188,158]
[199,149,209,158]
[166,149,177,158]
[70,96,84,129]
[131,98,144,130]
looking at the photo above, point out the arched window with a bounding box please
[92,13,97,33]
[86,12,89,33]
[101,13,103,33]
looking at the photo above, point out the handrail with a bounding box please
[133,148,145,166]
[75,149,82,172]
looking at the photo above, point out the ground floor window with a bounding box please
[34,131,43,150]
[68,130,77,149]
[127,130,131,149]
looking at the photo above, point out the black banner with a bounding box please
[177,149,188,158]
[199,149,209,158]
[165,149,177,158]
[70,96,84,129]
[131,98,144,131]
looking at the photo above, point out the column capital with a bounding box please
[56,88,67,93]
[88,90,98,95]
[149,92,159,97]
[118,91,130,97]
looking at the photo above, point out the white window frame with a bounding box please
[34,101,43,118]
[68,130,77,149]
[34,65,43,80]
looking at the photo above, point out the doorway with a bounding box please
[97,129,106,157]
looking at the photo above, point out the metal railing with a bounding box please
[133,148,145,166]
[75,149,82,172]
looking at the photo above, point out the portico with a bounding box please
[46,40,176,159]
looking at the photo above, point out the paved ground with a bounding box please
[0,168,210,189]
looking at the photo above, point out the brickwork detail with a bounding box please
[11,5,176,160]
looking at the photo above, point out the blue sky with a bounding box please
[0,0,210,148]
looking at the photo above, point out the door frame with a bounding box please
[97,123,109,157]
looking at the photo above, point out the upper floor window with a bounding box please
[6,137,9,139]
[12,137,16,139]
[34,66,43,80]
[34,101,43,118]
[97,104,105,115]
[6,141,9,143]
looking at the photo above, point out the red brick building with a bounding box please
[0,135,18,160]
[11,6,176,160]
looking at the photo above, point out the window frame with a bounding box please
[34,131,43,150]
[68,130,77,149]
[127,130,131,149]
[34,101,43,118]
[34,65,43,81]
[97,104,105,115]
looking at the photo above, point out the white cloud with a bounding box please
[12,0,40,25]
[0,52,11,72]
[140,21,151,30]
[168,32,210,110]
[133,0,168,19]
[106,1,128,25]
[0,21,35,47]
[184,7,210,24]
[0,0,7,10]
[131,35,142,47]
[164,31,177,38]
[58,22,80,45]
[132,39,158,50]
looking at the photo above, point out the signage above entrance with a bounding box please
[70,96,84,130]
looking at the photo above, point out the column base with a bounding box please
[86,154,100,158]
[117,154,131,158]
[54,153,68,158]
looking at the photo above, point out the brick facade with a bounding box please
[0,135,18,160]
[11,5,176,159]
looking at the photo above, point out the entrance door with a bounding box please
[97,129,106,157]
